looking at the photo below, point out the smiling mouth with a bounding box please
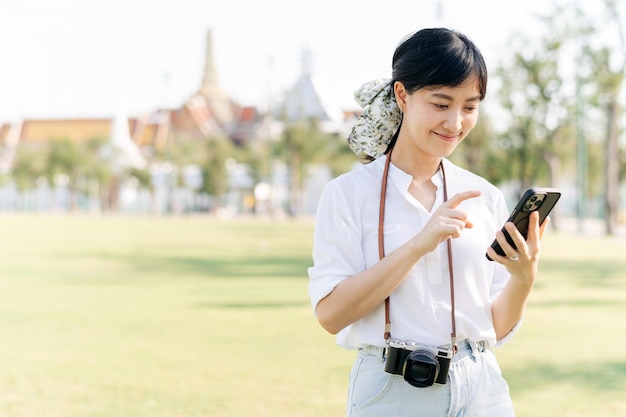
[434,131,461,141]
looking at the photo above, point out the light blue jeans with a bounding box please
[347,340,515,417]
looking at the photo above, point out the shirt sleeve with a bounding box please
[307,179,365,314]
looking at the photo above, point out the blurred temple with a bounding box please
[0,30,260,171]
[0,28,357,214]
[278,45,348,135]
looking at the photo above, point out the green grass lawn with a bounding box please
[0,214,624,417]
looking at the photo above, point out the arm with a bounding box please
[316,190,481,335]
[487,211,550,339]
[316,237,427,335]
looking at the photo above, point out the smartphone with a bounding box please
[486,187,561,261]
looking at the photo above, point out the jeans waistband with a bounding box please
[359,339,490,362]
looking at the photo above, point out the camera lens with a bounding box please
[409,362,435,380]
[404,350,439,388]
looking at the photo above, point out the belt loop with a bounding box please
[468,339,488,355]
[360,346,387,362]
[469,339,478,355]
[471,340,488,354]
[480,340,489,352]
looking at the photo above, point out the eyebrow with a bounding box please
[431,92,481,102]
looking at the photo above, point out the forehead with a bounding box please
[423,80,481,100]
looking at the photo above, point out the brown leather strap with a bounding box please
[440,161,458,352]
[379,149,393,341]
[378,153,457,351]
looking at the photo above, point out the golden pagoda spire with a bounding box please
[198,28,234,126]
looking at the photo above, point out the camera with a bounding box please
[384,339,453,388]
[524,194,545,211]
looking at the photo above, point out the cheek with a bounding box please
[463,113,479,130]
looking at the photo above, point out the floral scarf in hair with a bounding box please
[347,79,402,159]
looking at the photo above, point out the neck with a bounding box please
[389,145,442,181]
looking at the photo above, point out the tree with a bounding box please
[495,31,574,195]
[11,146,46,193]
[578,0,626,235]
[323,133,357,178]
[45,138,86,211]
[155,133,213,214]
[545,0,626,234]
[493,1,626,234]
[80,137,112,212]
[276,118,333,216]
[200,136,234,210]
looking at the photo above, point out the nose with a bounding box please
[442,110,463,132]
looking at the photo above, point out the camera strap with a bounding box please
[379,148,458,353]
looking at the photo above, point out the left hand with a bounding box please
[486,211,550,279]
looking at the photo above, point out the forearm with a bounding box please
[316,240,427,335]
[491,274,535,340]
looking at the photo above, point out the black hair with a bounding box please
[379,28,487,156]
[391,28,487,100]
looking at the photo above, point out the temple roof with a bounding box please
[279,73,346,134]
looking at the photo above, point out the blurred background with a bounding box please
[0,0,624,235]
[0,2,625,416]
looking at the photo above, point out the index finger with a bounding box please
[445,190,481,209]
[528,210,549,240]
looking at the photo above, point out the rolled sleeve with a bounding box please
[493,319,524,347]
[307,179,364,314]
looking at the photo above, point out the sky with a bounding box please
[0,0,621,122]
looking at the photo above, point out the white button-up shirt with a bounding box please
[308,156,517,350]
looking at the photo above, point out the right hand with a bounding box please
[411,190,481,253]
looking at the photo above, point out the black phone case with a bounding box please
[486,187,561,261]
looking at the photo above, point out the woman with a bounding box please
[308,28,549,416]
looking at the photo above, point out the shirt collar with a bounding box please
[379,155,446,194]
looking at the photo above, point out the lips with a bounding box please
[434,131,461,142]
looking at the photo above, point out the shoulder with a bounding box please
[322,158,384,198]
[315,158,385,224]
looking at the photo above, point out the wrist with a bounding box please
[405,238,429,262]
[509,270,536,289]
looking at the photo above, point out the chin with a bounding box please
[440,143,460,158]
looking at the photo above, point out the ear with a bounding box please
[393,81,408,112]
